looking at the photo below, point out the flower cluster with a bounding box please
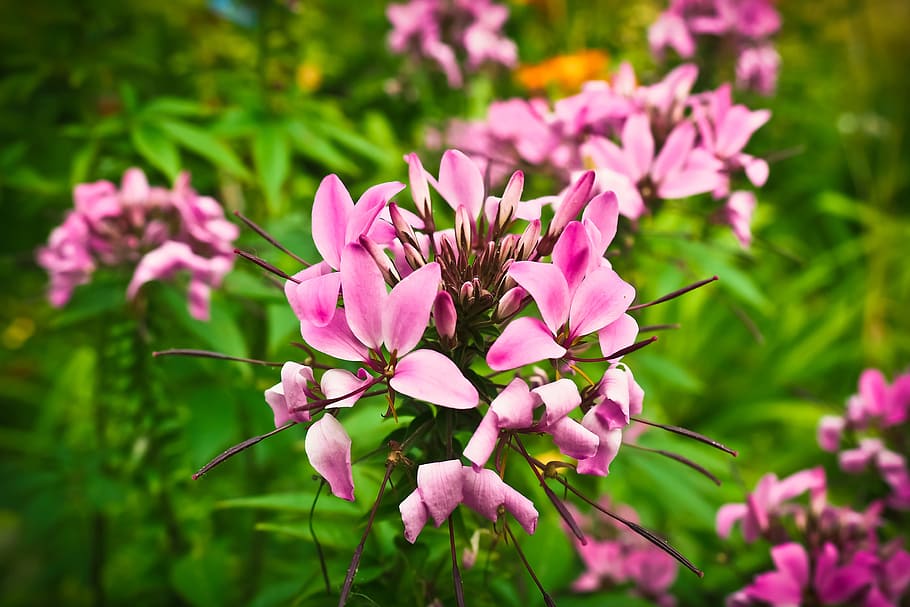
[444,62,770,246]
[387,0,517,88]
[565,499,679,606]
[717,368,910,607]
[718,467,910,607]
[818,368,910,510]
[37,168,238,320]
[649,0,782,95]
[188,149,727,604]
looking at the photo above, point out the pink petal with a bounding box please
[281,361,315,422]
[486,317,566,371]
[744,156,770,187]
[771,542,810,589]
[120,168,150,204]
[584,135,634,177]
[508,261,570,334]
[576,408,623,476]
[321,368,373,409]
[305,415,355,501]
[340,243,386,350]
[293,272,342,327]
[417,460,465,525]
[399,489,428,543]
[716,107,771,158]
[652,121,696,185]
[622,114,655,181]
[503,483,538,534]
[312,174,353,269]
[490,377,538,428]
[391,349,478,409]
[383,262,440,355]
[463,411,501,470]
[285,263,332,321]
[405,153,431,215]
[581,190,619,258]
[746,571,804,605]
[598,314,639,360]
[548,416,600,459]
[657,168,721,199]
[433,290,457,340]
[550,171,596,237]
[594,368,631,430]
[460,467,507,521]
[346,181,405,244]
[552,221,591,296]
[299,309,371,362]
[569,268,635,338]
[437,149,484,219]
[533,378,582,426]
[715,503,748,539]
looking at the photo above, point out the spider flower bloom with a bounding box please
[37,168,237,320]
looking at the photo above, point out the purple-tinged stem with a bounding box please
[631,417,738,457]
[638,323,681,332]
[193,422,296,479]
[503,523,557,607]
[552,476,704,578]
[568,336,658,363]
[337,460,395,607]
[628,276,718,310]
[289,375,387,414]
[233,210,310,266]
[309,481,332,595]
[626,443,721,486]
[153,348,283,367]
[448,517,465,607]
[234,248,300,283]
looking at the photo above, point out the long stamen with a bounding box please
[289,375,387,414]
[513,437,586,543]
[234,249,301,283]
[153,348,283,367]
[309,481,332,595]
[639,323,681,332]
[193,422,296,479]
[628,276,718,310]
[503,522,557,607]
[233,210,310,266]
[631,417,738,456]
[626,443,721,486]
[338,459,395,607]
[449,517,466,607]
[553,476,704,578]
[568,336,658,363]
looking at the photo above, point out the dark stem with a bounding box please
[233,210,310,266]
[631,417,738,456]
[338,461,396,607]
[234,248,300,283]
[153,349,283,367]
[310,481,332,595]
[504,523,557,607]
[568,336,658,363]
[638,323,680,332]
[448,517,466,607]
[628,276,718,310]
[193,422,296,479]
[626,443,721,486]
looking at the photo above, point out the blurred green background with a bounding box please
[1,1,908,605]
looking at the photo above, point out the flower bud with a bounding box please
[496,170,523,231]
[455,205,473,255]
[389,202,419,247]
[402,242,426,270]
[358,235,400,286]
[433,291,457,343]
[405,152,432,220]
[516,219,541,260]
[494,286,527,321]
[459,281,474,304]
[541,171,595,254]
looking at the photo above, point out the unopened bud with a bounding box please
[402,242,426,270]
[358,235,400,286]
[497,170,524,231]
[497,233,518,263]
[516,219,541,260]
[405,152,432,220]
[459,281,474,304]
[389,203,418,247]
[455,206,473,255]
[494,286,527,321]
[433,291,457,343]
[542,171,595,254]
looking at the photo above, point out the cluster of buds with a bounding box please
[718,367,910,607]
[565,498,679,606]
[173,149,732,605]
[387,0,517,88]
[649,0,782,95]
[36,168,237,320]
[443,63,770,247]
[818,368,910,510]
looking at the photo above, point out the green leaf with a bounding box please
[142,96,210,118]
[170,551,231,607]
[253,124,290,214]
[131,122,181,181]
[217,492,361,515]
[159,119,252,180]
[287,120,358,175]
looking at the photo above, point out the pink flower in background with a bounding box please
[387,0,516,87]
[37,168,237,320]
